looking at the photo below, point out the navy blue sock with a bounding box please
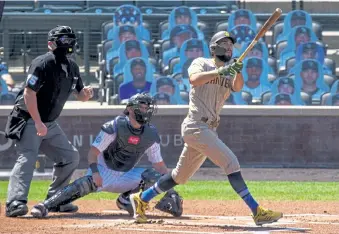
[227,171,259,215]
[141,173,178,202]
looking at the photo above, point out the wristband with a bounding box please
[89,163,99,173]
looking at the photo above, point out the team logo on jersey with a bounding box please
[27,74,38,86]
[206,75,232,88]
[128,136,140,145]
[94,131,104,144]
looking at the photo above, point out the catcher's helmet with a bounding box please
[209,31,235,51]
[48,25,77,54]
[124,93,156,125]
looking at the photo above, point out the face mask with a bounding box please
[214,44,232,63]
[132,104,155,125]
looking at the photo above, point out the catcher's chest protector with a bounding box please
[103,117,160,172]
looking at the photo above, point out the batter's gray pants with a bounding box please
[6,118,80,205]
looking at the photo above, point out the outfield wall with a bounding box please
[1,104,339,169]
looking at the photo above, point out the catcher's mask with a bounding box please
[48,25,77,56]
[209,31,235,63]
[124,93,157,125]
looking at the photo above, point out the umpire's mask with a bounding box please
[125,93,157,125]
[48,25,77,58]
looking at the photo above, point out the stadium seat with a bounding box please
[190,7,222,14]
[241,91,253,105]
[320,92,331,105]
[82,7,115,13]
[323,74,337,88]
[301,92,312,105]
[4,1,34,12]
[184,0,236,11]
[87,1,134,8]
[32,8,63,13]
[180,91,189,103]
[215,21,263,35]
[0,93,15,105]
[139,6,168,15]
[324,58,336,75]
[135,1,184,9]
[37,1,85,11]
[261,90,272,105]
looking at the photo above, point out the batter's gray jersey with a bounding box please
[171,57,240,184]
[186,57,233,126]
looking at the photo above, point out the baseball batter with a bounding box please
[30,93,183,218]
[130,31,283,225]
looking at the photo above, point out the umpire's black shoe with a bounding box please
[49,203,79,213]
[6,200,28,217]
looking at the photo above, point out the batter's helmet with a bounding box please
[209,31,235,51]
[124,93,157,125]
[48,25,77,54]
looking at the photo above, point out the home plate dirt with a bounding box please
[1,200,339,234]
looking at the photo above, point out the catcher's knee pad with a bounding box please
[155,189,183,217]
[140,168,162,191]
[44,175,97,210]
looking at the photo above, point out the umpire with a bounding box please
[4,25,93,217]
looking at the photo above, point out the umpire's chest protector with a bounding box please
[103,116,160,172]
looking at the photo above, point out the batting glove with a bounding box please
[231,61,243,73]
[217,64,232,77]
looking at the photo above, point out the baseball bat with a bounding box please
[237,8,282,62]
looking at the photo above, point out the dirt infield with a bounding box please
[1,200,339,234]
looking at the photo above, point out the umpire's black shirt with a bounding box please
[15,52,84,122]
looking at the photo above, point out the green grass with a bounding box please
[0,181,338,202]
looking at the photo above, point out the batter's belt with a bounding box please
[187,113,219,128]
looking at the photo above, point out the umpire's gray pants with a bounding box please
[6,118,80,204]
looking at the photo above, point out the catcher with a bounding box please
[30,93,183,218]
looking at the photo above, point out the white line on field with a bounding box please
[284,213,339,218]
[103,210,339,220]
[118,228,256,234]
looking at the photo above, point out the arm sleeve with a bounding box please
[146,142,163,164]
[91,130,116,152]
[74,63,84,93]
[188,58,205,78]
[25,60,46,92]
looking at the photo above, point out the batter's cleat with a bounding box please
[116,197,134,216]
[129,192,149,223]
[49,203,79,213]
[5,200,28,217]
[252,206,283,226]
[31,203,48,218]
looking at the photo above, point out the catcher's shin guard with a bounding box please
[155,189,183,217]
[43,175,97,210]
